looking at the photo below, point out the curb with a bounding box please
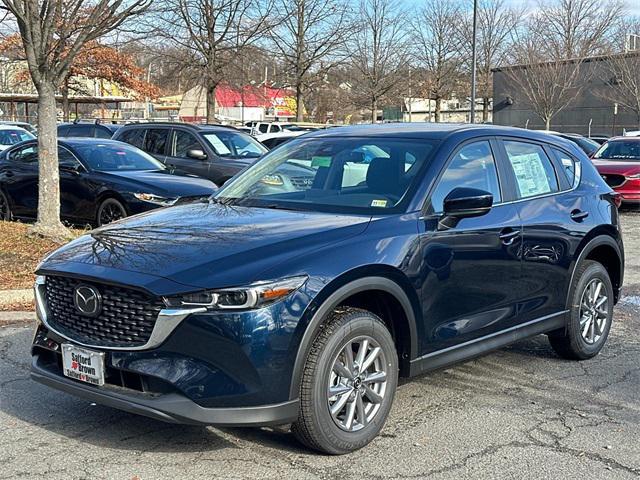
[0,311,36,325]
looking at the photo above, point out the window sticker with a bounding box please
[311,156,331,168]
[204,134,232,155]
[509,153,551,197]
[371,199,388,207]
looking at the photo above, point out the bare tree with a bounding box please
[269,0,350,121]
[529,0,625,59]
[504,38,584,129]
[460,0,521,122]
[0,0,148,239]
[413,0,463,122]
[158,0,275,123]
[598,52,640,129]
[348,0,407,123]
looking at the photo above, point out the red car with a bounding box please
[591,137,640,204]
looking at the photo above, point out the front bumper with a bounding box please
[31,273,313,425]
[31,353,298,426]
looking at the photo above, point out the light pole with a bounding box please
[470,0,478,124]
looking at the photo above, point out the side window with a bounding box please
[173,130,203,158]
[57,125,70,137]
[551,148,578,188]
[119,128,146,149]
[430,141,501,213]
[258,124,269,133]
[69,124,95,137]
[144,129,169,155]
[8,145,38,164]
[95,126,113,139]
[503,141,559,199]
[58,147,82,169]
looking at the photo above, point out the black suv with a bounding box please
[113,123,267,186]
[57,121,121,139]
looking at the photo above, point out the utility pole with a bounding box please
[470,0,478,124]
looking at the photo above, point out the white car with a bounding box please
[0,125,35,151]
[624,130,640,137]
[256,130,308,149]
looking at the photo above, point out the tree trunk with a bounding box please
[296,85,304,122]
[435,98,442,123]
[31,81,69,241]
[482,97,489,123]
[545,116,551,130]
[206,84,217,123]
[371,98,377,123]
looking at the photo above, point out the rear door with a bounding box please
[1,143,39,217]
[166,128,212,179]
[142,127,170,163]
[419,139,524,353]
[498,138,586,323]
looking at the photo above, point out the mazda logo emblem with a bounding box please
[73,285,102,317]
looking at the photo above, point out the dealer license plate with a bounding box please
[61,343,105,386]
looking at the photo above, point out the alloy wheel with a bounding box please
[579,278,609,345]
[99,201,126,226]
[327,335,388,432]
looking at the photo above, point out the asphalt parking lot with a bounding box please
[1,213,639,480]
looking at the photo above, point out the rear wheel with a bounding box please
[291,308,398,454]
[0,190,11,221]
[97,198,127,226]
[548,260,614,360]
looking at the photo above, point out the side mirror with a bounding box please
[443,187,493,218]
[187,149,207,160]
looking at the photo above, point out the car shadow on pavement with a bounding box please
[0,328,316,455]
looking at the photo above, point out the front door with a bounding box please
[418,139,523,354]
[166,129,212,179]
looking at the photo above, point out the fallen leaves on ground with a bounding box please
[0,221,83,290]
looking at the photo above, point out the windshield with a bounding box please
[74,143,166,171]
[593,141,640,161]
[0,129,34,146]
[571,136,599,155]
[215,137,437,214]
[201,131,267,158]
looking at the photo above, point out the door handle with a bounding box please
[570,209,589,222]
[499,228,520,246]
[4,171,14,177]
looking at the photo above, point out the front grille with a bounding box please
[601,174,626,188]
[44,276,164,348]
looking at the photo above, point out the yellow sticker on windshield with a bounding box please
[371,199,388,207]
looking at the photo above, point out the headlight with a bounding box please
[163,276,308,310]
[260,174,284,186]
[134,193,178,206]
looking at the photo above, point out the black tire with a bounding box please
[0,190,11,221]
[291,307,398,454]
[97,198,127,226]
[548,260,614,360]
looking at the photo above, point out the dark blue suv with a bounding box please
[31,124,624,454]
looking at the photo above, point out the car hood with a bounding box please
[38,202,371,293]
[592,159,640,176]
[100,170,217,197]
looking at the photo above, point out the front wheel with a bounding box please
[291,308,398,454]
[548,260,614,360]
[97,198,127,227]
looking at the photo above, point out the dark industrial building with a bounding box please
[492,53,640,136]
